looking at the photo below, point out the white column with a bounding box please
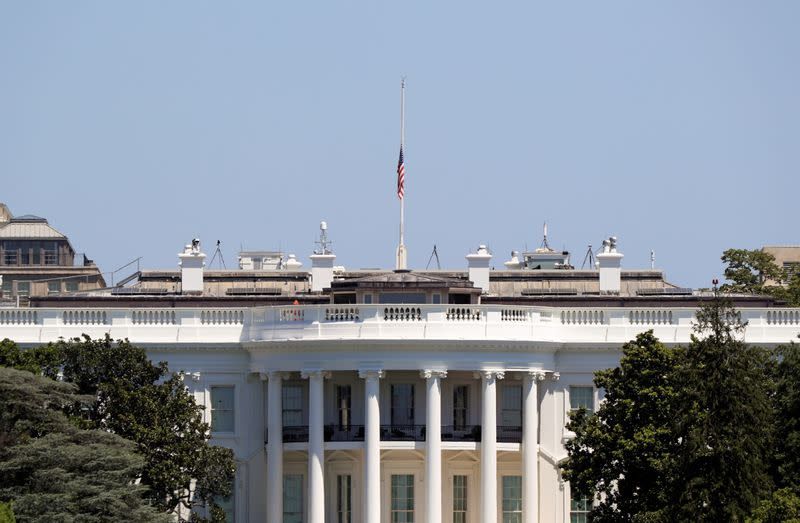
[523,371,546,523]
[302,370,330,523]
[266,371,285,523]
[422,370,447,523]
[480,370,504,523]
[359,369,384,523]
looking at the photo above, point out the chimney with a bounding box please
[284,254,303,271]
[179,239,206,294]
[596,236,623,294]
[310,221,335,292]
[504,250,522,270]
[466,245,492,293]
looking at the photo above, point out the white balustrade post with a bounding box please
[266,371,285,523]
[359,369,384,523]
[480,370,504,523]
[523,371,546,523]
[423,370,447,523]
[302,370,330,523]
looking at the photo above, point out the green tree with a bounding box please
[0,367,168,523]
[674,293,774,522]
[0,501,14,523]
[38,336,234,522]
[748,488,800,523]
[773,339,800,492]
[561,331,682,522]
[721,248,800,306]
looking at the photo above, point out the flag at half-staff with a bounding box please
[395,77,407,270]
[397,145,405,199]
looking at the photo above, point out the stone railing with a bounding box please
[0,305,798,346]
[132,310,176,325]
[629,310,673,325]
[0,309,37,325]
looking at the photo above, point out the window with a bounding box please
[502,476,522,523]
[453,386,469,430]
[570,386,594,414]
[391,384,415,426]
[391,474,414,523]
[210,386,235,432]
[570,492,590,523]
[47,281,60,295]
[363,293,373,304]
[501,386,522,426]
[282,384,303,427]
[16,281,30,297]
[337,385,351,429]
[784,262,800,280]
[380,292,426,304]
[283,475,303,523]
[1,278,11,299]
[452,475,467,523]
[65,280,79,293]
[337,474,352,523]
[431,293,441,304]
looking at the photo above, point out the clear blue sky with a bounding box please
[1,2,798,288]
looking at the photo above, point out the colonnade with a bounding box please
[263,368,550,523]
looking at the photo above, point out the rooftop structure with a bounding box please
[0,203,106,303]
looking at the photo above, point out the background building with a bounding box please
[0,203,105,304]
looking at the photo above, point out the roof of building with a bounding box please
[0,216,68,239]
[332,270,476,291]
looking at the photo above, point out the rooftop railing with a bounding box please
[1,304,799,346]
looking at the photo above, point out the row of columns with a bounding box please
[264,369,550,523]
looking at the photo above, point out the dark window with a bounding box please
[337,385,352,429]
[391,384,415,426]
[453,386,469,430]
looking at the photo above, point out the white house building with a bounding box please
[3,235,799,523]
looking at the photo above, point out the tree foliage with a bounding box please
[0,366,169,523]
[562,331,681,522]
[674,295,774,522]
[562,293,782,522]
[721,248,800,306]
[0,336,235,522]
[774,340,800,492]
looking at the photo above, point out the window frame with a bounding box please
[282,383,304,428]
[283,474,304,523]
[210,385,236,434]
[337,474,352,523]
[501,475,522,523]
[390,473,415,523]
[391,383,416,427]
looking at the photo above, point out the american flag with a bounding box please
[397,145,405,199]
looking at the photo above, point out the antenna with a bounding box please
[650,250,655,270]
[581,244,595,270]
[426,245,441,270]
[540,222,552,251]
[315,221,331,255]
[209,240,227,269]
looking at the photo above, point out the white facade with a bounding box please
[2,304,799,522]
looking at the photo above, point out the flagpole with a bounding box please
[396,77,408,270]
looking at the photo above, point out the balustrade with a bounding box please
[629,310,673,325]
[132,310,176,325]
[0,309,37,325]
[560,309,604,325]
[383,306,421,321]
[324,307,360,322]
[63,310,107,325]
